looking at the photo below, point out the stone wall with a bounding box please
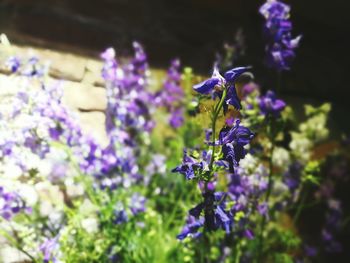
[0,43,109,146]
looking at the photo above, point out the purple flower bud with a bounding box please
[259,90,286,117]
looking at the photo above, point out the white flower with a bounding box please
[2,161,22,179]
[272,147,291,169]
[240,153,258,172]
[81,217,99,234]
[19,184,38,206]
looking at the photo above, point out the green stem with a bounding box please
[200,87,227,263]
[293,185,307,224]
[234,241,242,263]
[265,145,275,204]
[257,122,275,262]
[208,88,227,172]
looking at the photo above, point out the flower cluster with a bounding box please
[102,42,155,134]
[157,59,185,128]
[0,186,30,220]
[0,42,159,261]
[177,155,268,241]
[217,120,255,171]
[259,0,302,71]
[172,149,211,180]
[96,42,158,190]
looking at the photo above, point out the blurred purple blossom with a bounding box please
[155,59,185,128]
[321,199,343,253]
[39,236,61,263]
[0,186,30,220]
[260,0,302,71]
[259,90,286,117]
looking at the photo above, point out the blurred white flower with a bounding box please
[81,217,99,234]
[272,147,291,169]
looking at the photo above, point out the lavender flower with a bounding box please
[172,150,211,180]
[102,42,155,135]
[129,193,146,215]
[5,56,21,73]
[0,187,29,220]
[283,162,303,191]
[158,59,185,128]
[177,215,204,240]
[259,90,286,117]
[114,209,128,225]
[39,236,61,263]
[260,0,302,71]
[98,42,159,190]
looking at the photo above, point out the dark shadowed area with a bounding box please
[0,0,349,114]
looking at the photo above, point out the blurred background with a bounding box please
[1,1,350,262]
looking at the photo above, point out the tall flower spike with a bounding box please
[159,59,185,128]
[260,0,302,71]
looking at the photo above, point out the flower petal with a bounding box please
[193,77,220,94]
[224,67,249,82]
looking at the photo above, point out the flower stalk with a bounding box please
[209,87,228,171]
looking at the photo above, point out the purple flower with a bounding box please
[129,193,146,215]
[179,191,233,237]
[22,56,46,77]
[177,216,204,240]
[1,187,29,220]
[283,162,302,191]
[98,42,159,190]
[169,108,184,128]
[172,150,211,180]
[114,208,128,225]
[260,0,290,21]
[6,56,21,72]
[102,43,155,135]
[132,41,148,73]
[259,90,286,117]
[257,202,268,216]
[101,47,119,81]
[193,66,249,111]
[321,199,343,253]
[216,120,254,171]
[242,82,259,97]
[260,0,302,71]
[244,229,255,240]
[39,236,60,263]
[304,245,318,257]
[162,59,183,105]
[159,59,185,128]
